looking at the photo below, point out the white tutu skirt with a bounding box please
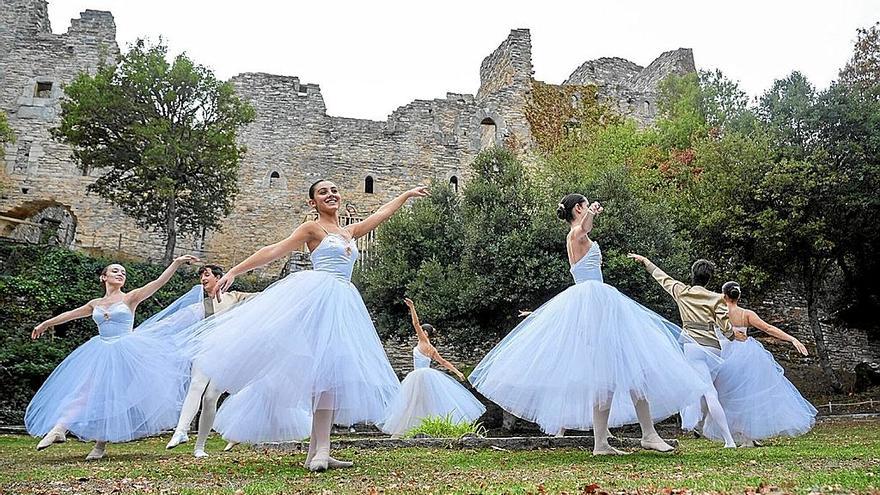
[25,333,190,442]
[712,337,817,441]
[188,270,400,438]
[381,368,486,437]
[214,378,312,444]
[679,343,724,433]
[469,280,710,434]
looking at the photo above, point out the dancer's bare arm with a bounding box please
[429,347,466,381]
[216,223,318,295]
[128,255,200,306]
[404,298,429,343]
[32,302,95,339]
[348,187,429,239]
[577,201,603,236]
[745,310,808,355]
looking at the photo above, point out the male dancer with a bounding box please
[628,255,739,447]
[166,264,255,457]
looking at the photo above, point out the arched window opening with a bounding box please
[268,170,281,189]
[364,175,374,194]
[449,175,459,193]
[480,118,497,150]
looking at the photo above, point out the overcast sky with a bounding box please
[48,1,879,121]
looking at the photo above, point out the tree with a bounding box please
[839,22,880,92]
[53,40,255,263]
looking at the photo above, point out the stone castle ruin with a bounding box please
[1,0,694,268]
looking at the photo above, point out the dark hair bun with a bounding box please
[555,203,567,220]
[556,193,587,223]
[722,281,741,300]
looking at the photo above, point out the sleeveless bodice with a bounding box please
[413,347,432,369]
[91,302,135,339]
[311,233,359,282]
[570,242,604,284]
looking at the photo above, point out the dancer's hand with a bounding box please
[215,273,236,300]
[405,186,429,199]
[455,370,466,381]
[173,254,200,266]
[791,338,808,356]
[518,310,532,318]
[627,253,648,265]
[404,297,415,308]
[733,330,748,342]
[587,201,604,216]
[32,322,50,340]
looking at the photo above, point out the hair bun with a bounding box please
[555,203,566,220]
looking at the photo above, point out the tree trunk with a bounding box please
[803,262,843,392]
[162,196,178,265]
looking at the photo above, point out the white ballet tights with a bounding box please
[306,393,335,470]
[174,367,212,434]
[701,390,736,448]
[631,393,661,441]
[194,384,223,451]
[592,402,613,453]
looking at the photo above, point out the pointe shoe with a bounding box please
[223,441,238,452]
[327,457,354,469]
[36,429,66,450]
[723,443,737,449]
[85,443,106,461]
[193,448,209,458]
[640,435,675,453]
[593,444,628,456]
[308,454,329,472]
[166,430,189,449]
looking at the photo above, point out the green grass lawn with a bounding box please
[1,420,878,494]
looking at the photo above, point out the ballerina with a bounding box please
[712,281,816,446]
[470,194,710,455]
[381,298,485,438]
[27,255,201,460]
[166,263,257,458]
[186,180,427,471]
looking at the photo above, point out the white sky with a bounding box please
[48,1,879,121]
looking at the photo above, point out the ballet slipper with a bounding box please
[593,443,628,455]
[640,434,675,452]
[36,427,66,450]
[223,441,238,452]
[308,454,329,472]
[166,430,189,449]
[738,439,756,448]
[193,448,209,458]
[85,441,106,460]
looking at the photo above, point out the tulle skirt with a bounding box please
[469,280,711,434]
[213,378,312,444]
[381,368,486,437]
[712,337,817,441]
[679,343,724,433]
[25,332,191,442]
[188,270,400,437]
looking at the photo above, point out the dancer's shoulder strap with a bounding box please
[313,221,330,235]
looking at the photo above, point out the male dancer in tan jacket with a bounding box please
[166,264,255,457]
[628,254,740,448]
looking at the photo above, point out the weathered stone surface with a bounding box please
[259,434,673,452]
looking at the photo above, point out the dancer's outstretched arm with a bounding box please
[32,303,95,339]
[430,348,466,381]
[128,255,200,306]
[215,223,318,296]
[403,298,429,342]
[576,201,603,237]
[627,253,686,298]
[348,187,429,239]
[745,310,808,355]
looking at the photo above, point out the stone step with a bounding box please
[258,435,677,452]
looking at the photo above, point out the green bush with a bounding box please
[403,413,486,439]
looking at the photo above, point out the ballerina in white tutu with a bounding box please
[187,180,427,471]
[27,255,201,460]
[469,194,710,455]
[713,281,816,446]
[381,298,485,438]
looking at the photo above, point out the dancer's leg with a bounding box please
[306,393,352,471]
[36,424,67,450]
[702,389,736,448]
[592,401,625,455]
[167,367,210,449]
[193,383,223,457]
[631,392,674,452]
[85,441,107,460]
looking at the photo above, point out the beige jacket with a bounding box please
[203,290,255,317]
[644,262,732,349]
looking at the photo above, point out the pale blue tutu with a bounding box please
[214,378,312,444]
[711,335,817,441]
[187,233,400,441]
[25,286,204,443]
[470,243,711,434]
[381,347,486,437]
